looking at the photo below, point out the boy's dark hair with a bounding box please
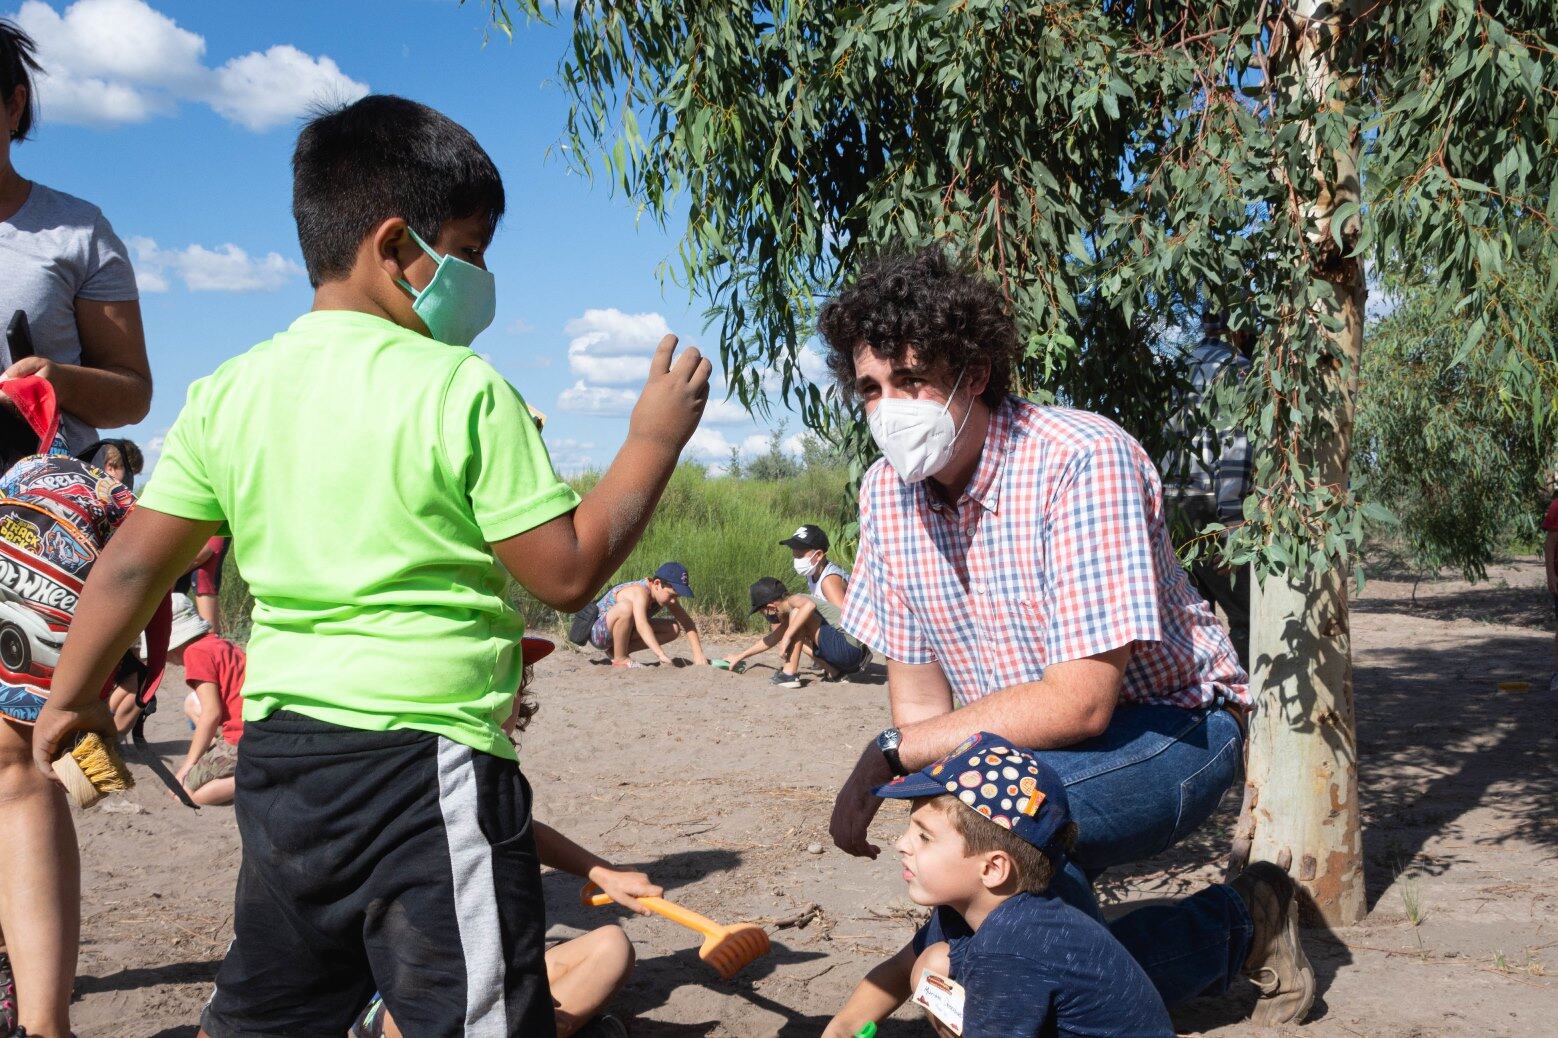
[78,438,144,476]
[0,18,41,142]
[925,795,1079,896]
[818,245,1017,408]
[292,95,505,287]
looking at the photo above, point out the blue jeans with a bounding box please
[1037,703,1253,1006]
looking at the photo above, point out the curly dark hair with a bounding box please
[817,245,1017,407]
[509,663,539,735]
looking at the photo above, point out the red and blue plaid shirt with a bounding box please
[841,396,1248,711]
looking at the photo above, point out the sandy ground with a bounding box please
[65,560,1556,1036]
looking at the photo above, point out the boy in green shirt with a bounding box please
[32,95,711,1037]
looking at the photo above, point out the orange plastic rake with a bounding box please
[580,882,771,979]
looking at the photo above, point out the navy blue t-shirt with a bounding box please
[913,893,1172,1038]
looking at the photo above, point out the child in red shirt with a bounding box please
[170,593,247,805]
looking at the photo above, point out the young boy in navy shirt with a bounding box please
[825,732,1173,1038]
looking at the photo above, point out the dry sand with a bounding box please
[68,560,1556,1036]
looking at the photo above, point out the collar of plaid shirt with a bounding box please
[843,396,1250,711]
[923,398,1013,516]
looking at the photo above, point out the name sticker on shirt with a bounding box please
[912,971,965,1035]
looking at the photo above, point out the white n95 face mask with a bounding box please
[867,369,972,484]
[792,553,818,577]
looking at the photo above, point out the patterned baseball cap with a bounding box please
[874,732,1072,860]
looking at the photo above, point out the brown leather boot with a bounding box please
[1230,861,1316,1026]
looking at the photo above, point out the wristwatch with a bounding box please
[875,727,907,777]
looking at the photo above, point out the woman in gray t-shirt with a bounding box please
[0,19,153,1038]
[0,23,151,455]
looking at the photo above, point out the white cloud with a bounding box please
[685,428,736,461]
[545,436,597,475]
[209,45,367,132]
[506,318,536,335]
[556,380,636,416]
[128,236,304,293]
[702,394,755,425]
[11,0,367,131]
[799,344,831,382]
[564,308,673,385]
[737,430,807,460]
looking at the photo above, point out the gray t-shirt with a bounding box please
[0,182,139,452]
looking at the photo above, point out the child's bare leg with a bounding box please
[375,926,636,1038]
[783,614,821,676]
[196,592,221,635]
[190,777,235,807]
[782,638,806,676]
[549,926,635,1037]
[108,686,140,734]
[911,941,956,1036]
[649,618,682,653]
[607,606,636,662]
[911,940,951,988]
[0,718,79,1038]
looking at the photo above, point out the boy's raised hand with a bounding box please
[629,334,711,450]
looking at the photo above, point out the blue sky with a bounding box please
[7,0,802,474]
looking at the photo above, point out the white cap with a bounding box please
[168,593,211,650]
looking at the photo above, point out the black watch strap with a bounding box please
[876,727,907,776]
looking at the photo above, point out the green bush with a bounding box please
[216,460,854,641]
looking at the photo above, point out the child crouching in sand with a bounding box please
[167,594,246,806]
[824,733,1173,1038]
[721,577,871,687]
[352,638,656,1038]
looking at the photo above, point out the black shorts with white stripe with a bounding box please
[200,710,555,1038]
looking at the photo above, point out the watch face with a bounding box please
[877,728,901,750]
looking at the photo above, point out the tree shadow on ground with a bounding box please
[1351,632,1557,901]
[1355,579,1553,632]
[619,942,828,1037]
[1096,624,1552,1026]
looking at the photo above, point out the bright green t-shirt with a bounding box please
[139,310,581,760]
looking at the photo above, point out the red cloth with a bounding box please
[183,632,247,745]
[1542,499,1558,532]
[0,375,61,451]
[194,536,226,596]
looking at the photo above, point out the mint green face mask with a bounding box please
[395,226,496,347]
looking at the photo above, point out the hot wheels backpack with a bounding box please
[0,377,169,725]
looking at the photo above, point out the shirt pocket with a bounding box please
[974,583,1048,689]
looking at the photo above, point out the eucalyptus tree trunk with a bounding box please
[1244,0,1368,927]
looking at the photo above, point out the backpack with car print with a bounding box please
[0,377,169,727]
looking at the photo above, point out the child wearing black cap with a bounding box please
[780,524,850,608]
[824,733,1173,1038]
[720,576,870,686]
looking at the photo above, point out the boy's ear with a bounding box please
[371,217,420,285]
[979,849,1015,891]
